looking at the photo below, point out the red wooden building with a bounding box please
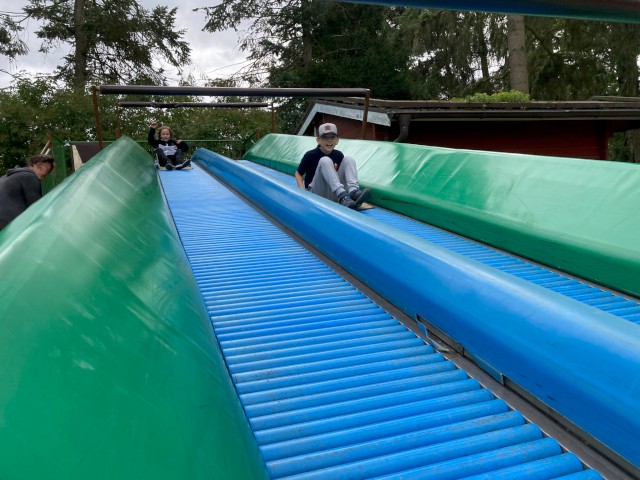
[296,97,640,160]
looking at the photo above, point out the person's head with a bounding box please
[316,123,339,155]
[27,154,55,180]
[157,126,173,142]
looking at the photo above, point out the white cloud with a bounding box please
[0,0,250,88]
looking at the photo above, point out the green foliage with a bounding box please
[23,0,191,86]
[525,18,615,100]
[396,10,508,99]
[201,0,413,100]
[201,0,415,130]
[289,5,412,98]
[122,101,274,158]
[0,77,121,173]
[5,2,640,164]
[271,98,309,135]
[391,11,640,103]
[451,90,530,102]
[0,76,273,175]
[1,12,28,58]
[609,132,637,163]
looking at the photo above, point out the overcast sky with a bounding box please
[0,0,249,88]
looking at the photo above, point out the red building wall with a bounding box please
[305,114,631,160]
[305,115,386,141]
[400,120,610,159]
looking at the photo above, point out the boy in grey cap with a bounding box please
[295,123,369,209]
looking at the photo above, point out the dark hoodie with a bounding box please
[0,167,43,230]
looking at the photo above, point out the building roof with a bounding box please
[296,97,640,134]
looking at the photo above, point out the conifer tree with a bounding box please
[198,0,412,98]
[23,0,191,88]
[0,11,27,59]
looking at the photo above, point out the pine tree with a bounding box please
[23,0,191,88]
[198,0,412,96]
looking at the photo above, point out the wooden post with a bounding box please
[40,130,52,155]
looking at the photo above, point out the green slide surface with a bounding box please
[245,133,640,298]
[0,137,268,480]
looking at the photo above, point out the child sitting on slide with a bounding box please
[148,121,190,170]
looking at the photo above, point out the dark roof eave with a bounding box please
[388,110,640,121]
[315,98,640,113]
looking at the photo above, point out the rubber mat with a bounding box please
[159,166,599,479]
[242,161,640,325]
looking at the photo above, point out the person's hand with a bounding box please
[176,139,182,144]
[334,162,338,171]
[150,121,158,128]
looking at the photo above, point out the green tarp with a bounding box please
[245,133,640,298]
[0,137,267,480]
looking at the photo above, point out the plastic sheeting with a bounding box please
[343,0,640,24]
[244,134,640,298]
[200,148,640,469]
[0,137,268,480]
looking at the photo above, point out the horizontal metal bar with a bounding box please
[119,101,271,108]
[100,85,370,98]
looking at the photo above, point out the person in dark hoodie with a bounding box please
[0,154,55,231]
[148,121,189,170]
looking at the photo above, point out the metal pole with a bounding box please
[271,103,276,133]
[118,102,271,108]
[361,90,371,140]
[101,85,371,140]
[116,105,121,139]
[100,85,370,98]
[92,86,103,150]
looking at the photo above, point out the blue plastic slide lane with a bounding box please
[158,164,599,479]
[242,161,640,325]
[196,150,640,470]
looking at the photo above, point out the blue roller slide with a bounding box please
[155,148,640,478]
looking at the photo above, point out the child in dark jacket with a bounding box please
[148,121,190,170]
[0,154,55,230]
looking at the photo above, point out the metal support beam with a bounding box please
[118,102,271,109]
[99,85,370,98]
[362,89,370,140]
[96,85,373,143]
[92,86,104,150]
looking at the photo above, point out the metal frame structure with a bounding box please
[93,85,372,149]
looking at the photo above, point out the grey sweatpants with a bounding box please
[309,155,359,201]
